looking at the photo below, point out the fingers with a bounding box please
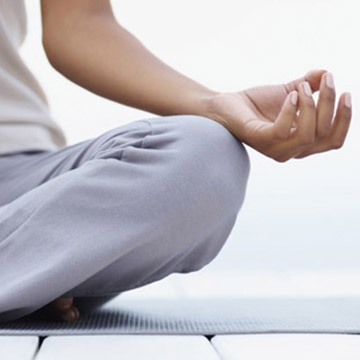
[304,69,328,92]
[295,92,352,158]
[238,71,351,162]
[285,69,327,94]
[295,82,316,144]
[272,91,298,140]
[331,92,352,148]
[316,72,336,138]
[266,81,317,161]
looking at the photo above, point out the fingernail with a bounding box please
[290,91,298,106]
[303,82,312,96]
[326,72,335,89]
[344,93,352,108]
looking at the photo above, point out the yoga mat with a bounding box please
[1,297,360,336]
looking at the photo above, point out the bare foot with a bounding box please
[49,296,80,322]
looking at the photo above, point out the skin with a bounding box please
[47,297,80,322]
[206,70,352,162]
[38,0,352,321]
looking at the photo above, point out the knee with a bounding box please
[169,114,250,214]
[149,115,251,271]
[84,115,251,273]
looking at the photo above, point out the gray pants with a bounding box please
[0,114,250,322]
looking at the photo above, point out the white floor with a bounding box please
[6,333,360,359]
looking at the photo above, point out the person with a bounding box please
[0,0,352,323]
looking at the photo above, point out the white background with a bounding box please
[21,0,360,280]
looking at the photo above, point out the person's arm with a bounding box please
[40,0,217,118]
[40,0,352,162]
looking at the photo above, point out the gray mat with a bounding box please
[1,297,360,336]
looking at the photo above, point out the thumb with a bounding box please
[285,69,327,93]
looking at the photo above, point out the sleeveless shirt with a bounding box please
[0,0,67,155]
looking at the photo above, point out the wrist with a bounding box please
[191,88,222,118]
[200,91,233,128]
[164,85,220,119]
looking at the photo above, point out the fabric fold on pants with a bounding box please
[0,114,250,322]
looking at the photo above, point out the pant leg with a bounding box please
[0,114,250,322]
[0,119,154,207]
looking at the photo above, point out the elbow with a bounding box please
[42,32,57,70]
[42,20,66,73]
[41,2,83,71]
[41,15,77,74]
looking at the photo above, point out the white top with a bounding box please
[0,0,67,155]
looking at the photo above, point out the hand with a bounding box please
[206,70,352,162]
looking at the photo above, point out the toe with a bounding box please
[61,308,76,322]
[51,297,73,311]
[60,306,80,322]
[72,306,80,320]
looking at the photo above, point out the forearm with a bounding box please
[42,9,218,117]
